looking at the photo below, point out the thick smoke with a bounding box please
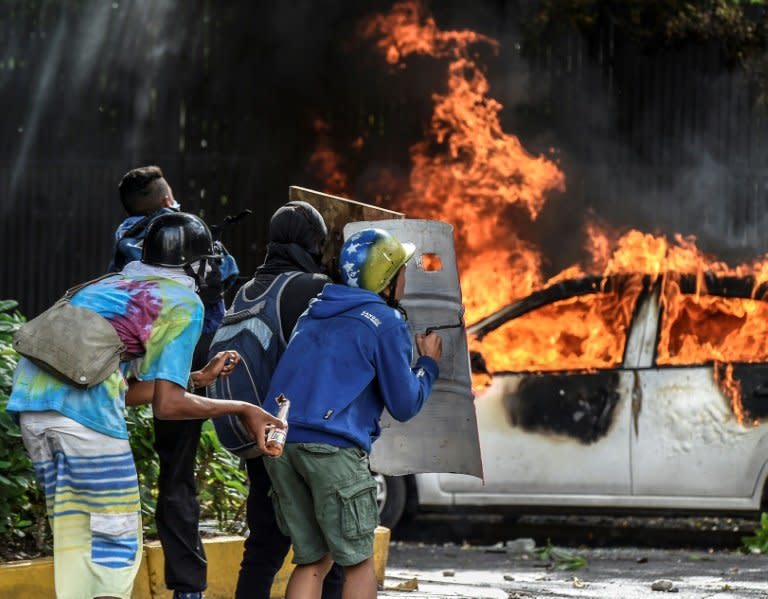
[488,18,768,274]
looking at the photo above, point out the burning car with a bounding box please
[376,271,768,528]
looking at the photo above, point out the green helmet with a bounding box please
[339,228,416,293]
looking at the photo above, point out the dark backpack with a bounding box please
[207,271,302,458]
[109,209,241,299]
[109,210,174,273]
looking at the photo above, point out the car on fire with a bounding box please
[375,272,768,529]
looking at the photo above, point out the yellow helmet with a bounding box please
[339,228,416,293]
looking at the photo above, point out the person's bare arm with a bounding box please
[125,350,241,405]
[189,350,241,389]
[125,379,154,406]
[151,379,283,455]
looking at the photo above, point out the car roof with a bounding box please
[468,272,768,341]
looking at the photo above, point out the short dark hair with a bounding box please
[118,165,166,215]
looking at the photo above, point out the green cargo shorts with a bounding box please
[263,443,378,567]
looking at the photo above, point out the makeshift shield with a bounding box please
[288,186,403,281]
[345,218,482,479]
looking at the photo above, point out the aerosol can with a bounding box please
[266,394,290,457]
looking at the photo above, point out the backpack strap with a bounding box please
[270,272,304,346]
[63,273,121,301]
[222,271,305,346]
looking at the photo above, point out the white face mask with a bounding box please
[168,199,182,211]
[188,260,213,276]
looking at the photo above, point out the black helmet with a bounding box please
[142,212,217,267]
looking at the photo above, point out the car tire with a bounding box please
[374,473,408,529]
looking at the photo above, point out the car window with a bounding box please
[656,283,768,365]
[474,291,640,373]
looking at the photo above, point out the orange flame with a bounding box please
[714,363,745,423]
[310,1,768,421]
[307,119,349,197]
[360,0,565,327]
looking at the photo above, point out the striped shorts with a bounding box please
[20,411,142,599]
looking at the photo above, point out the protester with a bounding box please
[263,227,443,599]
[7,212,283,599]
[111,166,238,599]
[224,201,344,599]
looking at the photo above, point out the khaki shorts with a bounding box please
[264,443,378,566]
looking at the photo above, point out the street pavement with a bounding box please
[380,542,768,598]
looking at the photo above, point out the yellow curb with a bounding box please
[0,556,53,597]
[0,526,390,598]
[133,552,154,599]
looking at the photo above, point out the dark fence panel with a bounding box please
[3,1,768,315]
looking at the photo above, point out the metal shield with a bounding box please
[344,218,483,479]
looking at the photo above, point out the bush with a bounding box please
[196,420,248,534]
[127,407,248,537]
[126,404,161,535]
[0,300,49,559]
[0,298,249,559]
[742,512,768,553]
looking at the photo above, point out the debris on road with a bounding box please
[534,541,587,570]
[381,542,767,598]
[572,576,586,588]
[506,538,536,554]
[650,579,679,592]
[387,577,419,592]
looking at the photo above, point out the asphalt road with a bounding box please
[377,513,768,598]
[381,543,767,598]
[390,513,760,549]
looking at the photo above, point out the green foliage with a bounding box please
[127,410,249,538]
[525,1,768,107]
[0,297,248,554]
[196,420,248,534]
[126,404,160,535]
[0,301,49,556]
[535,539,587,570]
[741,512,768,553]
[526,1,768,56]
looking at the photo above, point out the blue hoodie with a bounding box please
[263,283,439,453]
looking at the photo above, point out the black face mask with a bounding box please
[380,268,407,318]
[197,261,225,304]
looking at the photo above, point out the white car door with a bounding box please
[631,288,768,508]
[439,280,641,502]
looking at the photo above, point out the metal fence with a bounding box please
[3,1,768,315]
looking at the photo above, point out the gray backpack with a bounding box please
[13,275,125,388]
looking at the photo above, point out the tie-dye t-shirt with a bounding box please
[7,274,203,439]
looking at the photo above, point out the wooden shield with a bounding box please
[288,186,403,280]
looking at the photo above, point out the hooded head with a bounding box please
[259,201,329,276]
[269,201,327,261]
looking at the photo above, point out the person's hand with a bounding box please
[238,405,286,456]
[416,332,443,361]
[190,350,241,388]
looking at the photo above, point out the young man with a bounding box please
[263,227,443,599]
[230,201,344,599]
[7,212,283,599]
[111,166,236,599]
[110,165,180,272]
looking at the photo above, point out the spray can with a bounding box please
[266,394,290,457]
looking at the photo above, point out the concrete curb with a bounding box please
[0,526,390,598]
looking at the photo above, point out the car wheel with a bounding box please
[373,472,407,529]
